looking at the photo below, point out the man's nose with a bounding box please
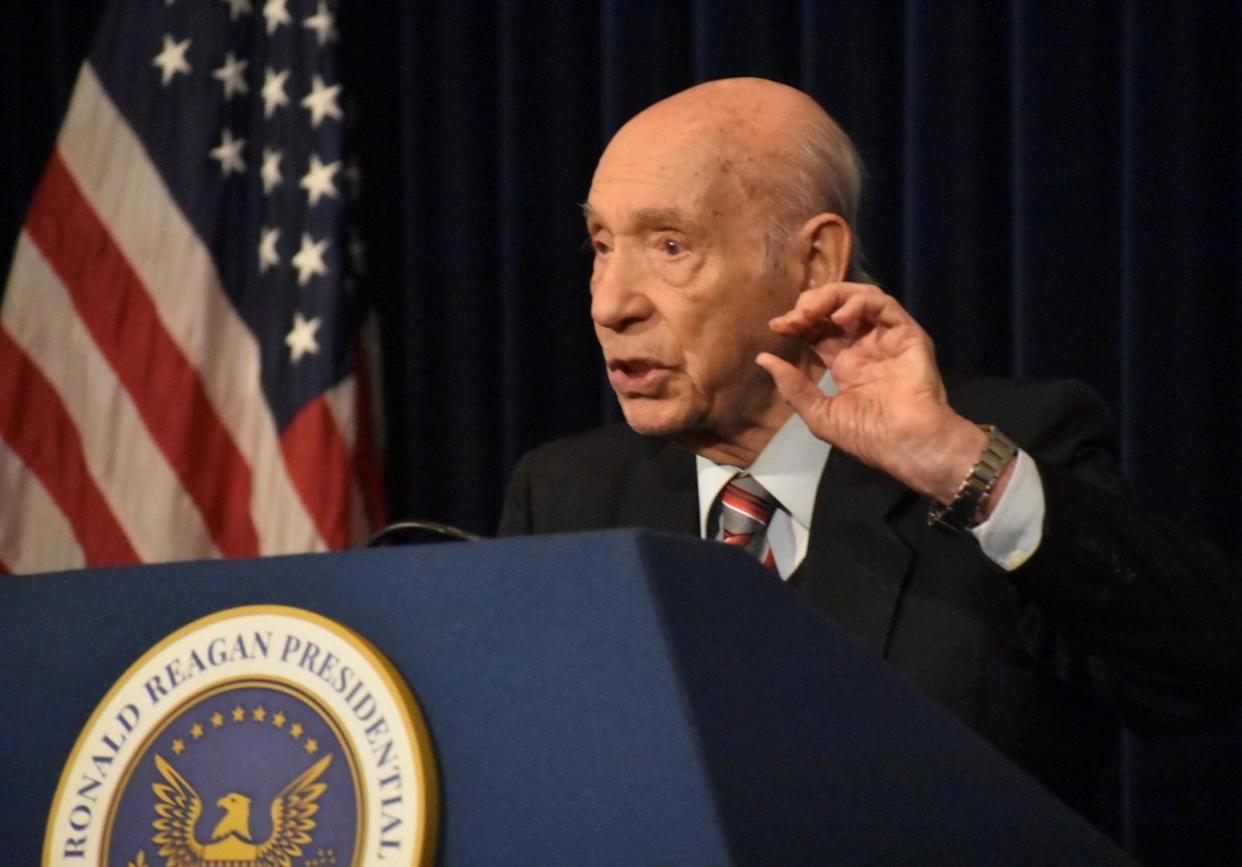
[590,251,653,330]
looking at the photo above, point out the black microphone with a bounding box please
[365,520,482,547]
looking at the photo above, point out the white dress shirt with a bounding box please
[696,372,1045,578]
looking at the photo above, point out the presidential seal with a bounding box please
[43,606,438,866]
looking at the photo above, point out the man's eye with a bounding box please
[661,239,685,255]
[593,239,611,255]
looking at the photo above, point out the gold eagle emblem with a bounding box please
[149,752,333,867]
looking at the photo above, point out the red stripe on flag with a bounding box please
[352,344,387,532]
[281,395,352,549]
[25,154,261,558]
[0,326,140,566]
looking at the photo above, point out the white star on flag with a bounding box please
[291,232,329,285]
[152,35,191,86]
[301,155,341,206]
[261,148,283,193]
[304,1,337,46]
[212,52,249,100]
[258,227,281,272]
[285,312,321,362]
[209,128,246,176]
[220,0,253,21]
[261,67,290,118]
[263,0,292,34]
[301,75,343,128]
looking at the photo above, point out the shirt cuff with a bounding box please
[970,450,1044,571]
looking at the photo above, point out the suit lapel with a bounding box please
[626,436,700,535]
[792,449,915,658]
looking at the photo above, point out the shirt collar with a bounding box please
[696,371,837,535]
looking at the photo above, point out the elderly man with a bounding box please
[499,78,1240,820]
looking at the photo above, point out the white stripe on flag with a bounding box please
[323,376,360,454]
[57,65,324,555]
[2,234,220,562]
[0,436,85,574]
[322,374,369,543]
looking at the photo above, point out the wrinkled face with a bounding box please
[586,123,800,446]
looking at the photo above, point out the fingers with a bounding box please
[832,291,891,334]
[768,283,847,335]
[769,282,910,339]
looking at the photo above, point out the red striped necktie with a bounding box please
[717,474,779,572]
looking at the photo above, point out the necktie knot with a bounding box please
[718,474,778,571]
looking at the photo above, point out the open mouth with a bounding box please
[607,358,670,393]
[609,358,660,376]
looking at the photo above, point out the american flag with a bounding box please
[0,0,385,574]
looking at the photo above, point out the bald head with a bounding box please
[601,78,866,275]
[619,77,820,135]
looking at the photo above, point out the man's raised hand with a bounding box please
[756,282,991,506]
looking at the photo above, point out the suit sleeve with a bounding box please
[1009,461,1242,724]
[985,380,1242,724]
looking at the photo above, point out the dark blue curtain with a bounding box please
[3,3,1240,862]
[348,1,1242,555]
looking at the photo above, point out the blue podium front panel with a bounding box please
[0,530,1130,865]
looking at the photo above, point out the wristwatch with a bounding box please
[928,425,1018,534]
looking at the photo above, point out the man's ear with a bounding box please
[797,213,853,288]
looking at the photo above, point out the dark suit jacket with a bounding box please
[499,377,1242,821]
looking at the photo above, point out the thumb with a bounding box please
[756,352,834,431]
